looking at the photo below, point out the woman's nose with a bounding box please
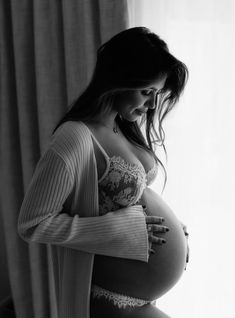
[145,92,157,109]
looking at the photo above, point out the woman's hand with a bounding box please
[142,205,169,255]
[180,222,190,269]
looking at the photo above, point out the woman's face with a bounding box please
[113,76,167,122]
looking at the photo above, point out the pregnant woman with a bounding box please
[86,28,189,318]
[18,27,188,318]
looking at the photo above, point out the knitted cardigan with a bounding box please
[18,121,149,318]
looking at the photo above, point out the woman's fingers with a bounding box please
[147,224,169,233]
[186,245,190,263]
[145,214,169,246]
[149,248,155,255]
[145,216,165,224]
[180,222,189,237]
[149,235,166,245]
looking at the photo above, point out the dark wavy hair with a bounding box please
[53,27,188,188]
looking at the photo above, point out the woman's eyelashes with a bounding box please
[141,89,161,96]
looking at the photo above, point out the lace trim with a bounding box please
[109,156,157,186]
[110,156,146,178]
[91,284,151,309]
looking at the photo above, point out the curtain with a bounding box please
[130,1,235,318]
[0,1,129,317]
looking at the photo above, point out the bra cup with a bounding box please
[98,156,157,215]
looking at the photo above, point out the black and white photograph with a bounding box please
[0,1,234,317]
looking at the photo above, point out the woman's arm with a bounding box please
[18,148,149,262]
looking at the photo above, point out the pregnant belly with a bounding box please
[92,187,187,301]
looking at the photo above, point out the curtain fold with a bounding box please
[0,1,129,317]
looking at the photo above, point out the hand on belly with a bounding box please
[140,187,187,298]
[92,187,187,301]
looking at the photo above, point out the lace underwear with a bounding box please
[91,284,153,309]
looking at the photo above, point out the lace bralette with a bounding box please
[84,123,158,215]
[98,155,157,215]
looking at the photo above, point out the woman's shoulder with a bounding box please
[48,120,93,161]
[53,120,90,138]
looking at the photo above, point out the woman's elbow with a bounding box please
[17,219,40,244]
[18,224,31,243]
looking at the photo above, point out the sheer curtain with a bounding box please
[129,1,235,317]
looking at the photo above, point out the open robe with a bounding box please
[18,121,149,318]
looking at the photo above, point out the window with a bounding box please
[129,1,235,317]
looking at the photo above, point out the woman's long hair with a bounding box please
[53,27,188,188]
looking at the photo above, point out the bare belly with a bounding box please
[92,187,187,301]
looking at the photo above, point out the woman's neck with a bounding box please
[90,112,118,131]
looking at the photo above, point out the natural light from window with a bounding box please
[129,1,235,317]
